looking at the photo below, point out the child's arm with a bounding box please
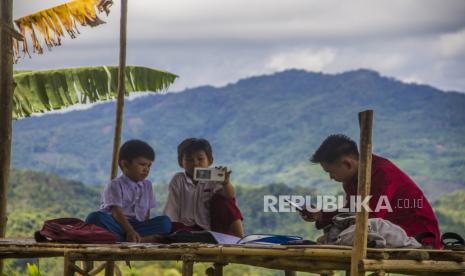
[110,206,141,242]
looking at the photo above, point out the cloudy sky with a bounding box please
[13,0,465,92]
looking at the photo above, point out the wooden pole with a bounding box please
[105,260,115,276]
[107,1,127,273]
[214,263,225,276]
[0,0,14,274]
[64,252,74,276]
[350,110,374,276]
[182,261,194,276]
[110,0,128,180]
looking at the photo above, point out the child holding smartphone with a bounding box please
[163,138,244,237]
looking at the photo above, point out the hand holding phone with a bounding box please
[284,198,321,222]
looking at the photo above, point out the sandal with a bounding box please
[441,232,465,251]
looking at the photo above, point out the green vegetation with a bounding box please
[11,69,465,200]
[6,69,465,274]
[4,170,464,275]
[434,190,465,234]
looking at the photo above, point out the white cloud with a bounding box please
[401,75,424,85]
[266,48,337,72]
[12,0,465,92]
[437,28,465,58]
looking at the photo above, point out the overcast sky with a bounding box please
[13,0,465,92]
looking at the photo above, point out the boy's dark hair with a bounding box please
[177,138,213,167]
[310,134,359,164]
[118,139,155,168]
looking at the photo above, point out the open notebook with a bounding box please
[167,230,241,244]
[167,230,305,245]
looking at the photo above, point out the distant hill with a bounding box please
[434,190,465,234]
[7,169,463,238]
[6,170,100,237]
[12,69,465,199]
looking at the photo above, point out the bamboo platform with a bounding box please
[1,238,464,275]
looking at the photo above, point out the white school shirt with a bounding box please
[100,175,156,222]
[163,172,223,230]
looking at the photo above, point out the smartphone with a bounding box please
[193,167,225,182]
[284,198,304,212]
[284,198,316,213]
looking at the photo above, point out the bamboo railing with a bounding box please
[0,240,464,275]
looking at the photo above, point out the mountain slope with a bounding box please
[6,170,100,237]
[12,69,465,198]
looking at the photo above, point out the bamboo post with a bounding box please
[182,261,194,276]
[0,0,14,274]
[110,0,128,180]
[107,0,127,273]
[64,252,74,276]
[214,263,225,276]
[83,260,94,274]
[105,260,115,276]
[350,110,374,276]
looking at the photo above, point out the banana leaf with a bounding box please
[12,65,178,119]
[13,0,113,60]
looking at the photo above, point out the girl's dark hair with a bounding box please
[118,139,155,169]
[310,134,358,164]
[177,138,213,167]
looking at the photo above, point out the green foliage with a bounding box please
[12,66,177,118]
[3,169,464,275]
[11,69,465,200]
[6,69,465,274]
[26,263,41,276]
[6,170,100,237]
[434,190,465,234]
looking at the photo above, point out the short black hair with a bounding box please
[177,138,213,167]
[310,134,358,164]
[118,139,155,168]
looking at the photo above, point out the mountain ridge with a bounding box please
[12,69,465,199]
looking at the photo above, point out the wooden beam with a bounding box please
[361,259,465,273]
[350,110,374,276]
[82,260,94,274]
[88,263,107,276]
[0,0,14,274]
[0,21,22,41]
[110,0,128,179]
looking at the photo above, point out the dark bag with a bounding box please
[34,218,118,244]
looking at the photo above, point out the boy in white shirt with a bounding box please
[163,138,244,237]
[86,139,171,242]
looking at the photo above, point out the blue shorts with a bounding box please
[85,211,171,242]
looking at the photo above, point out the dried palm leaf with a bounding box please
[14,0,113,61]
[12,66,178,119]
